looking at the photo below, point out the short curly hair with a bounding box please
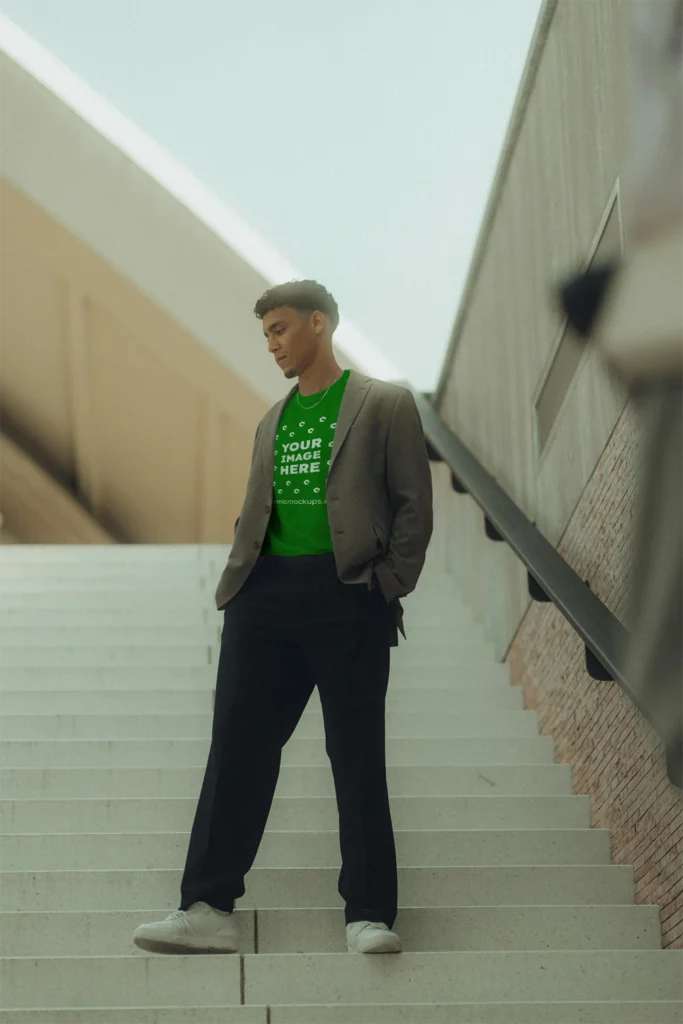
[253,280,340,332]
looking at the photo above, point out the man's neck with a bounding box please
[297,364,344,396]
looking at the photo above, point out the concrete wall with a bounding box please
[0,434,114,544]
[431,0,681,947]
[435,0,629,658]
[508,403,683,949]
[0,180,269,544]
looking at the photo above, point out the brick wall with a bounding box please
[507,401,683,949]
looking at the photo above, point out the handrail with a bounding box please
[399,381,681,788]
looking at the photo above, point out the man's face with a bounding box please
[262,306,320,378]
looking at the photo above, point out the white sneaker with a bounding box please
[133,902,239,954]
[346,921,402,954]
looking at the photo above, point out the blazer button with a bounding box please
[253,541,260,548]
[265,505,271,512]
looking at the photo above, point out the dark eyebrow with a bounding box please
[264,320,285,337]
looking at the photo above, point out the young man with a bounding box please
[133,280,433,955]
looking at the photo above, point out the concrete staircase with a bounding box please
[0,544,680,1023]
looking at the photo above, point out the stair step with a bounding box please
[0,590,465,608]
[0,565,213,581]
[0,865,633,912]
[244,951,682,1006]
[0,609,476,631]
[269,1000,683,1023]
[0,580,209,596]
[0,544,226,563]
[0,903,662,956]
[0,827,612,871]
[254,905,664,953]
[0,628,220,648]
[2,951,679,1010]
[0,648,213,669]
[393,664,510,683]
[403,617,479,630]
[0,608,216,628]
[1,908,258,956]
[0,763,572,799]
[0,544,677,1021]
[390,647,495,665]
[0,685,524,713]
[405,597,473,611]
[0,663,511,690]
[0,592,215,609]
[0,631,490,656]
[0,735,556,767]
[0,648,500,670]
[1,955,241,1009]
[0,1009,267,1024]
[0,626,487,649]
[1,1002,681,1024]
[0,710,541,740]
[0,794,591,833]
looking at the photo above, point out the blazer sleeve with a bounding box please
[373,388,433,601]
[234,419,264,534]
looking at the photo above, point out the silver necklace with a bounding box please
[296,369,344,410]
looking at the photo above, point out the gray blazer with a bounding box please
[215,369,434,644]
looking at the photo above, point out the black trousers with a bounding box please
[179,551,398,928]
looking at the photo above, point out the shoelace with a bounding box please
[354,922,384,934]
[166,909,189,922]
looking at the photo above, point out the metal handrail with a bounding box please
[401,382,668,751]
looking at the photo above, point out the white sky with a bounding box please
[0,0,541,391]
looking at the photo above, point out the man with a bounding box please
[133,280,433,954]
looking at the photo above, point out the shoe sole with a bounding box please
[133,934,239,955]
[348,938,403,954]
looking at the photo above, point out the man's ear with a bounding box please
[311,310,325,334]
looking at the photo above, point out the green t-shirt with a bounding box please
[261,369,351,557]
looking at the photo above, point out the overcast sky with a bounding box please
[0,0,541,391]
